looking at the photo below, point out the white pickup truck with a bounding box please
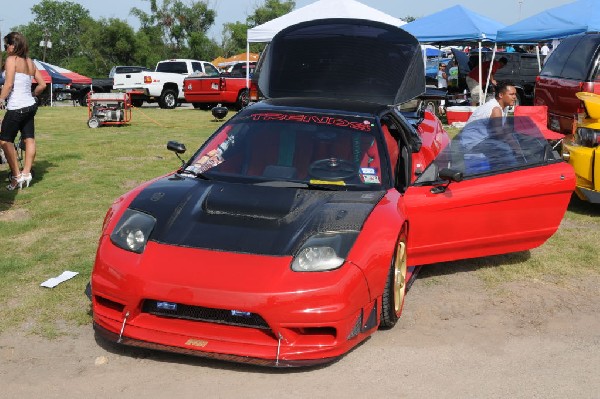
[112,59,219,108]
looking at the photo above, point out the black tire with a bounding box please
[192,102,202,109]
[379,233,408,329]
[131,99,144,108]
[235,89,249,110]
[158,88,177,109]
[88,117,101,128]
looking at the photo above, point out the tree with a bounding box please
[220,1,296,56]
[131,0,218,58]
[27,0,92,64]
[74,18,139,76]
[221,22,249,57]
[246,0,295,28]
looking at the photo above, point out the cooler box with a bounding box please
[446,106,475,124]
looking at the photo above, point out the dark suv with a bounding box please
[492,52,541,105]
[535,33,600,134]
[449,49,542,105]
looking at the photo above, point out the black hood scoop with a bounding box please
[204,183,296,220]
[128,176,385,256]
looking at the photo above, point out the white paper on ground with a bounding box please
[40,271,79,288]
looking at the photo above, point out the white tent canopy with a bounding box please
[247,0,405,43]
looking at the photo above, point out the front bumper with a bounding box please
[91,239,378,367]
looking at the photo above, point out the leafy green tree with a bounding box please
[27,0,92,64]
[246,0,295,27]
[221,22,249,57]
[131,0,218,58]
[73,18,139,76]
[220,1,296,56]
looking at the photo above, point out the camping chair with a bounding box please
[513,105,564,148]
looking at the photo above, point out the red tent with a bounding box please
[33,59,91,84]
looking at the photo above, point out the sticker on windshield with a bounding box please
[360,167,376,175]
[309,179,346,186]
[186,149,224,174]
[360,167,380,184]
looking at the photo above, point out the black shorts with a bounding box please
[0,103,38,143]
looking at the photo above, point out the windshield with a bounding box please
[415,116,560,184]
[185,111,387,190]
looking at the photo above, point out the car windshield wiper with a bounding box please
[254,180,343,190]
[179,169,211,180]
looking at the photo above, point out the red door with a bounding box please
[403,162,575,267]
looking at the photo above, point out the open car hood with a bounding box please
[256,18,425,105]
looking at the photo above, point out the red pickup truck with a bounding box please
[183,62,256,110]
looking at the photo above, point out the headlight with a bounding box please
[576,127,600,147]
[291,232,358,272]
[110,209,156,253]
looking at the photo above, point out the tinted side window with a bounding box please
[203,63,220,77]
[540,35,582,77]
[561,35,600,80]
[519,56,541,78]
[156,62,188,74]
[191,62,204,74]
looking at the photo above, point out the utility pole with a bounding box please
[40,29,52,62]
[518,0,524,20]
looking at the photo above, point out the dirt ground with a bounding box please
[1,262,600,399]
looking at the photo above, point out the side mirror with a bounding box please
[438,168,464,182]
[431,168,463,194]
[167,141,186,154]
[167,141,187,167]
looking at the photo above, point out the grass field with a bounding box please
[0,104,598,337]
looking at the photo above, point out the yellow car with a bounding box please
[562,92,600,203]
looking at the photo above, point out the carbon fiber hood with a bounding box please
[128,175,385,256]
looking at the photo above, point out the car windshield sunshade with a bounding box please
[257,18,425,105]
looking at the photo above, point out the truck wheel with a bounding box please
[235,89,249,110]
[192,103,202,109]
[159,89,177,109]
[131,99,144,108]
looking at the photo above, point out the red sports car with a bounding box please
[91,19,575,367]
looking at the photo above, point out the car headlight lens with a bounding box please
[576,127,600,147]
[291,232,358,272]
[110,209,156,253]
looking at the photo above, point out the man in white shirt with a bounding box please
[460,82,520,169]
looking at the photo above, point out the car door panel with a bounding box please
[403,162,575,266]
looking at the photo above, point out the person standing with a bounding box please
[466,57,508,105]
[436,62,448,89]
[0,31,46,190]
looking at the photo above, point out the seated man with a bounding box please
[459,82,521,171]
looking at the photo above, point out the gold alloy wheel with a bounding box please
[393,241,407,314]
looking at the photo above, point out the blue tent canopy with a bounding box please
[402,5,505,44]
[497,0,600,43]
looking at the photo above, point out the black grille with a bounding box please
[141,300,270,329]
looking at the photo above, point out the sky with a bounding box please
[0,0,578,42]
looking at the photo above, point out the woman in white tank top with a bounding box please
[0,31,46,190]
